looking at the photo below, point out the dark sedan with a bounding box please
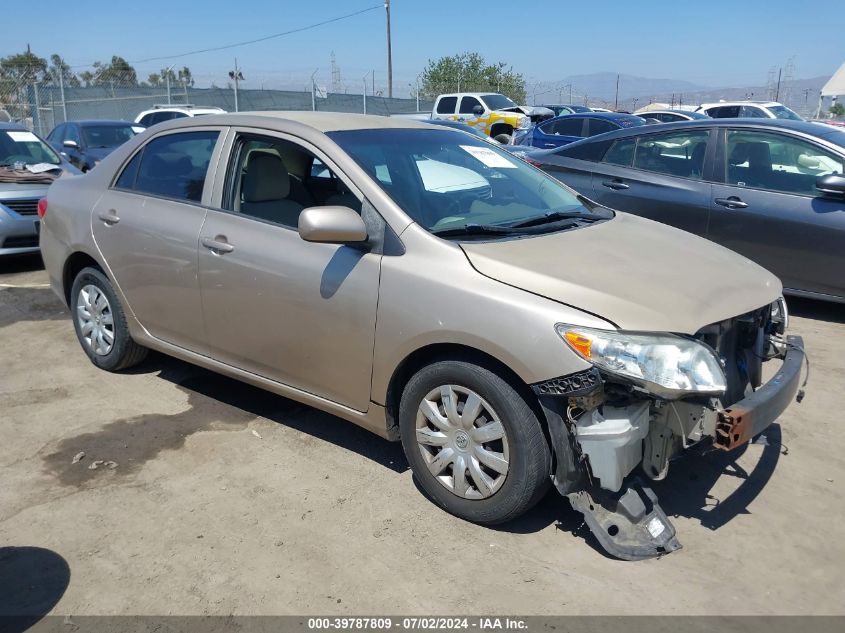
[524,119,845,302]
[46,120,144,172]
[518,112,648,150]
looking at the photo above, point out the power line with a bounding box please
[71,4,383,68]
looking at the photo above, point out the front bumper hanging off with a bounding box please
[538,335,806,561]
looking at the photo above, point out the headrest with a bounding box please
[242,153,290,202]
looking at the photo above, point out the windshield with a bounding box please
[81,124,139,148]
[769,105,803,121]
[0,129,61,167]
[480,94,518,111]
[328,128,597,235]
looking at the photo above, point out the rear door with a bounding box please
[707,128,845,298]
[91,128,224,352]
[588,127,714,235]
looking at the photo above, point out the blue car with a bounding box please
[519,112,649,149]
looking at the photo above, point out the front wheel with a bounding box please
[399,360,551,525]
[493,133,512,144]
[71,267,148,371]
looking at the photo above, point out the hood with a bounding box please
[460,212,781,334]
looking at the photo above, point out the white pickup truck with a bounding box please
[431,92,542,143]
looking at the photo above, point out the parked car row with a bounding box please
[521,118,845,302]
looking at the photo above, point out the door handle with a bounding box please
[97,210,120,225]
[543,143,556,148]
[714,197,748,209]
[602,180,629,190]
[201,236,234,254]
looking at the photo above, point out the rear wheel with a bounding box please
[71,267,147,371]
[399,360,551,525]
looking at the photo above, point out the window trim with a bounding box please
[716,127,845,198]
[213,127,366,232]
[109,127,225,208]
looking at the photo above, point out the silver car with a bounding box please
[39,112,806,559]
[0,122,79,255]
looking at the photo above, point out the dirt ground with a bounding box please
[1,253,844,616]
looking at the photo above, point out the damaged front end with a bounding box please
[534,298,806,560]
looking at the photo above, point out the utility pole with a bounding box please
[310,69,318,112]
[363,73,368,114]
[614,74,620,111]
[569,83,572,104]
[228,59,244,112]
[385,0,393,98]
[775,67,782,102]
[165,64,175,105]
[58,58,67,122]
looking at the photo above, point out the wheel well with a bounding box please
[490,123,513,137]
[384,343,544,440]
[63,252,103,304]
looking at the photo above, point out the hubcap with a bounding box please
[415,385,509,500]
[76,284,115,356]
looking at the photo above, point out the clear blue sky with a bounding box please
[2,0,841,95]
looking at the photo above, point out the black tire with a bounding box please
[399,360,551,525]
[493,133,512,144]
[70,266,148,371]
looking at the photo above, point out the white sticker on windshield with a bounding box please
[7,131,39,143]
[459,145,517,168]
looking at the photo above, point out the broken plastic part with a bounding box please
[567,478,682,560]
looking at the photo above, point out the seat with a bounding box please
[240,153,304,226]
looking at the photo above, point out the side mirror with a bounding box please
[298,206,368,244]
[63,139,79,149]
[472,105,484,115]
[816,173,845,197]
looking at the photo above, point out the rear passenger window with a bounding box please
[114,152,142,189]
[633,130,710,179]
[436,97,458,114]
[132,131,219,202]
[603,138,636,166]
[586,119,617,137]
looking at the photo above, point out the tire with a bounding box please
[399,360,551,525]
[493,133,512,144]
[70,266,148,371]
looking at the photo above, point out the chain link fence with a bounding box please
[0,79,434,136]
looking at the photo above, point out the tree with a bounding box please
[146,72,162,87]
[0,47,48,84]
[89,56,139,86]
[45,54,80,88]
[421,52,526,103]
[830,102,845,117]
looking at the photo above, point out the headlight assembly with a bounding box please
[557,325,726,399]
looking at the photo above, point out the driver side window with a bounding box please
[459,97,482,114]
[226,135,361,228]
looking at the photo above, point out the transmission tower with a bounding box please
[782,55,796,106]
[330,51,342,94]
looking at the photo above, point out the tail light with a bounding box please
[37,198,48,219]
[524,157,543,167]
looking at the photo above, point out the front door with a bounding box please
[707,128,845,298]
[92,128,222,352]
[198,131,381,411]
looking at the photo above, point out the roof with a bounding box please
[821,61,845,97]
[698,101,781,108]
[546,118,845,149]
[155,111,434,133]
[71,120,139,126]
[550,112,644,122]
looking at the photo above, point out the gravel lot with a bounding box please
[1,253,844,616]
